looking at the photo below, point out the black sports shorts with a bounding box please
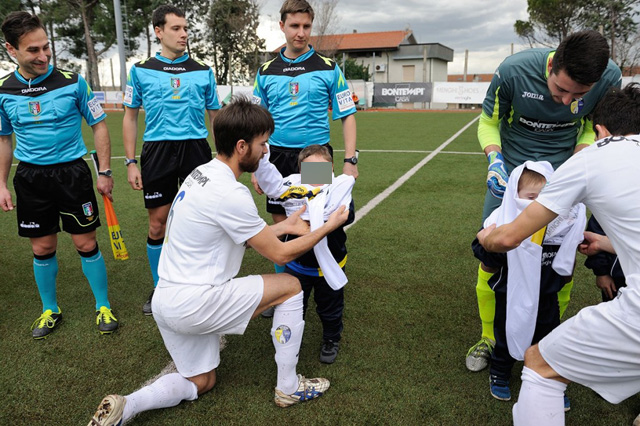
[140,139,212,208]
[14,158,100,238]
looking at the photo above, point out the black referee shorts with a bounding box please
[140,139,213,209]
[14,158,101,238]
[266,144,333,215]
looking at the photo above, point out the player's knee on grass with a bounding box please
[188,370,217,395]
[480,262,498,274]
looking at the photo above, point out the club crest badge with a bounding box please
[289,82,299,96]
[571,98,584,114]
[274,325,291,344]
[171,77,181,89]
[28,101,41,116]
[82,202,94,218]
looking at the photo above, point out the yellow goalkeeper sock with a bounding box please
[476,264,496,342]
[557,280,573,319]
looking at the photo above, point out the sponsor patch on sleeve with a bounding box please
[252,95,262,105]
[336,89,355,113]
[87,97,104,120]
[124,85,133,105]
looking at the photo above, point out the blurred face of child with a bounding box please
[517,180,546,200]
[301,153,332,186]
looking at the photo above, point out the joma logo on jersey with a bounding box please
[289,82,299,96]
[522,91,544,101]
[28,101,41,116]
[171,77,181,89]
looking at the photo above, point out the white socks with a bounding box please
[513,366,567,426]
[271,291,305,395]
[122,373,198,422]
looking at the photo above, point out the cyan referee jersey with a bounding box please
[0,65,105,165]
[253,46,356,149]
[124,52,220,142]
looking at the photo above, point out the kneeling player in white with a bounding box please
[88,97,350,425]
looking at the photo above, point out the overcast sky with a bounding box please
[257,0,532,74]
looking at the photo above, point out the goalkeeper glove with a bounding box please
[487,151,508,199]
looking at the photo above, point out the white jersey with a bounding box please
[536,135,640,278]
[158,158,266,286]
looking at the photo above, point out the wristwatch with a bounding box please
[344,156,358,165]
[124,157,138,166]
[98,169,113,177]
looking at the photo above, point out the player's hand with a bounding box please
[595,275,617,300]
[97,175,114,201]
[325,205,349,231]
[578,231,615,256]
[284,204,310,236]
[476,223,497,248]
[127,165,143,191]
[251,173,264,195]
[0,186,14,211]
[487,151,508,199]
[343,162,358,179]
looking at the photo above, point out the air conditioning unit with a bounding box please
[375,64,386,73]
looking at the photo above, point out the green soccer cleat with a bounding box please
[96,306,119,334]
[31,309,62,340]
[88,394,125,426]
[465,337,495,372]
[274,374,330,407]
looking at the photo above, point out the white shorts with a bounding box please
[152,275,264,378]
[539,279,640,404]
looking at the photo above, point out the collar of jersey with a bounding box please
[279,45,315,64]
[155,52,189,64]
[14,65,53,85]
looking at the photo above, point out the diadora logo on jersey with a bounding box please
[522,91,544,101]
[283,66,305,73]
[171,77,181,89]
[336,89,355,112]
[28,101,41,116]
[145,192,163,200]
[22,86,47,95]
[163,66,186,72]
[518,115,576,133]
[289,82,299,96]
[570,98,584,114]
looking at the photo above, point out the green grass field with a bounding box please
[0,110,638,425]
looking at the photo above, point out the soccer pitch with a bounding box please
[0,111,637,425]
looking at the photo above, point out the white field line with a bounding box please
[9,150,482,167]
[345,114,481,230]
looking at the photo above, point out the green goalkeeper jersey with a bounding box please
[478,48,621,172]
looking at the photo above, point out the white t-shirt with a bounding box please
[158,158,266,286]
[536,135,640,278]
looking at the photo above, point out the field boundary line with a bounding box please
[346,114,481,230]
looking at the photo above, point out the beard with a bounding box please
[239,144,260,173]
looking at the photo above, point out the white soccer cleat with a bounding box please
[465,337,495,372]
[88,394,125,426]
[274,374,330,407]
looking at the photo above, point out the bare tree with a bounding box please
[311,0,342,57]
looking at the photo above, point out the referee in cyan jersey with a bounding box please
[0,11,118,339]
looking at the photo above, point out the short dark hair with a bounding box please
[592,83,640,136]
[214,97,275,157]
[551,30,610,86]
[280,0,314,23]
[1,11,46,49]
[152,4,185,29]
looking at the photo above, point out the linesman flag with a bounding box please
[90,150,129,260]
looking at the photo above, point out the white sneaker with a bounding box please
[88,394,125,426]
[274,374,330,407]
